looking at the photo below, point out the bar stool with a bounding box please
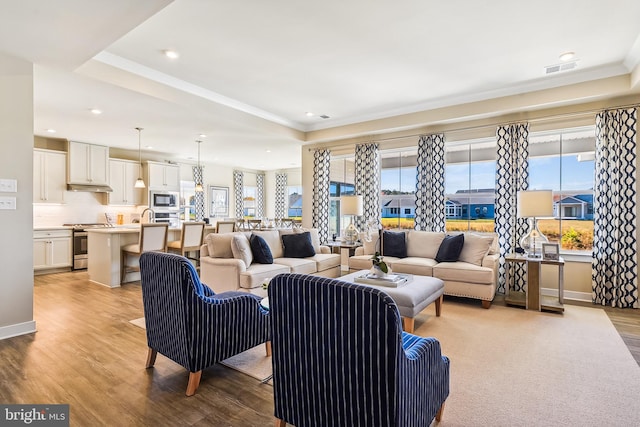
[215,221,236,233]
[121,223,169,283]
[167,222,205,266]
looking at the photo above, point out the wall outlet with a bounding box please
[0,196,17,210]
[0,179,17,192]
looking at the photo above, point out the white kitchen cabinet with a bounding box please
[33,149,66,203]
[146,161,180,190]
[67,141,109,185]
[33,229,72,270]
[108,159,143,205]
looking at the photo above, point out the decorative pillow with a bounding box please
[231,234,253,267]
[435,234,465,263]
[382,230,407,258]
[458,233,494,266]
[205,232,235,258]
[250,234,273,264]
[281,231,316,258]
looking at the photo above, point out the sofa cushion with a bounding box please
[391,257,438,276]
[435,234,464,262]
[382,230,407,258]
[308,253,341,272]
[360,230,381,255]
[231,234,253,267]
[433,261,495,285]
[252,230,283,259]
[239,263,291,289]
[458,233,494,266]
[250,234,273,264]
[282,232,316,258]
[348,255,375,270]
[406,231,445,259]
[273,257,317,274]
[205,232,238,258]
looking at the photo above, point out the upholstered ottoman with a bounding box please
[339,270,444,333]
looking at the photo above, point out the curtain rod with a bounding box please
[307,101,640,151]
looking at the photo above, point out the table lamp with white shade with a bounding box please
[340,195,363,244]
[517,190,554,258]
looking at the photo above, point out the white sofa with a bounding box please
[348,230,499,308]
[200,228,340,295]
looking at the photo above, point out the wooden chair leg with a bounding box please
[265,341,272,357]
[402,317,415,333]
[435,295,443,317]
[274,418,286,427]
[145,347,157,368]
[481,300,492,309]
[435,401,446,422]
[186,370,202,396]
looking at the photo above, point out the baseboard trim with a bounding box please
[541,287,592,303]
[0,320,37,340]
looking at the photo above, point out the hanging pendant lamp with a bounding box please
[195,139,204,192]
[134,127,146,188]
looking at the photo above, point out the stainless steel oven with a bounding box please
[64,223,111,270]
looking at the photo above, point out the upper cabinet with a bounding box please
[108,159,143,205]
[146,161,180,191]
[67,141,109,185]
[33,149,66,204]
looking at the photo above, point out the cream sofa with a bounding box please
[348,230,499,308]
[200,228,340,295]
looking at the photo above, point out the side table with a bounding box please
[325,240,362,272]
[504,253,564,313]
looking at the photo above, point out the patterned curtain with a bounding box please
[192,165,205,221]
[592,108,638,308]
[256,173,265,218]
[233,170,244,219]
[312,149,331,244]
[275,173,287,219]
[414,134,446,232]
[495,123,530,294]
[354,143,380,231]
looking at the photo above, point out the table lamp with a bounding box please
[340,195,363,244]
[517,190,553,258]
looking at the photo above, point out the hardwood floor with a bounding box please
[1,271,638,426]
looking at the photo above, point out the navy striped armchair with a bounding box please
[139,252,270,396]
[268,273,450,427]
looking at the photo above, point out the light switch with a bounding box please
[0,197,16,210]
[0,179,17,192]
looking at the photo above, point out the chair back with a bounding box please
[216,220,236,233]
[180,221,205,251]
[139,223,168,252]
[280,218,293,228]
[291,219,302,229]
[268,273,403,426]
[247,219,262,230]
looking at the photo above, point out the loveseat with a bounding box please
[348,230,499,308]
[200,228,340,295]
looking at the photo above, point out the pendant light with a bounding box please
[195,139,204,192]
[134,127,146,188]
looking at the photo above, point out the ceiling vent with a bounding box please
[319,114,331,119]
[545,60,578,75]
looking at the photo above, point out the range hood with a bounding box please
[67,184,113,193]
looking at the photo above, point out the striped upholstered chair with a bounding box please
[268,273,450,427]
[139,252,270,396]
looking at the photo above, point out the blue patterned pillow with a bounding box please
[281,231,316,258]
[382,230,407,258]
[250,234,273,264]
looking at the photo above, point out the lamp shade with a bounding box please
[517,190,553,218]
[340,195,363,216]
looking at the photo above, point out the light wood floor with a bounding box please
[1,271,638,427]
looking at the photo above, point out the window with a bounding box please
[329,157,356,237]
[243,186,256,217]
[380,149,417,229]
[287,185,302,219]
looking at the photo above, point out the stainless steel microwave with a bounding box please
[150,191,179,209]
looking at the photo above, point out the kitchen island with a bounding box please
[87,225,214,287]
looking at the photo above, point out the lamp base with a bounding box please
[344,221,359,245]
[520,217,548,259]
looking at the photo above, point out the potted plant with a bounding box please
[370,252,390,277]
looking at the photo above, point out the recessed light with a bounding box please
[266,149,271,153]
[559,51,575,61]
[145,145,153,149]
[305,112,314,117]
[90,109,102,115]
[199,134,207,138]
[163,49,180,59]
[46,129,56,133]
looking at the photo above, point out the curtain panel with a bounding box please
[495,123,530,293]
[414,134,446,232]
[275,173,287,219]
[192,166,205,221]
[233,170,244,219]
[354,143,380,231]
[592,108,638,308]
[256,173,265,218]
[312,149,331,244]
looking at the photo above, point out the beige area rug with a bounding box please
[128,317,272,382]
[130,303,640,425]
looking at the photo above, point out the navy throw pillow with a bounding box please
[382,230,407,258]
[250,234,273,264]
[435,234,465,263]
[281,231,316,258]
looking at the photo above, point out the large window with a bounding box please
[380,150,417,229]
[287,185,302,219]
[329,157,355,238]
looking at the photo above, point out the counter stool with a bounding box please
[121,223,169,283]
[167,222,205,267]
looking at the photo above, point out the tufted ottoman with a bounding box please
[339,270,444,333]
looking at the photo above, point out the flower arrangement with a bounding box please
[370,252,388,273]
[262,278,271,290]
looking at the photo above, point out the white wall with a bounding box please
[0,53,36,338]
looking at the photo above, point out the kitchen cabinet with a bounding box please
[33,149,66,203]
[33,229,72,270]
[67,141,109,185]
[108,159,143,205]
[146,161,180,190]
